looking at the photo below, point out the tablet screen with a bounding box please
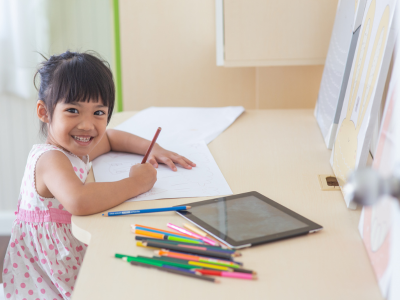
[189,195,308,241]
[177,191,322,248]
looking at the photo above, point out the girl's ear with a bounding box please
[37,100,49,123]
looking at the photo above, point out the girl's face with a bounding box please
[45,100,109,158]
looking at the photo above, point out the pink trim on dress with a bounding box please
[48,208,72,223]
[17,208,72,224]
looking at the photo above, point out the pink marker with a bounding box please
[167,223,217,246]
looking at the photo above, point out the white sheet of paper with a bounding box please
[92,142,233,202]
[114,106,244,146]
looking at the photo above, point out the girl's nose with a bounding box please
[77,119,95,131]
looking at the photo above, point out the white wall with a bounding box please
[0,0,113,234]
[47,0,114,72]
[0,94,40,233]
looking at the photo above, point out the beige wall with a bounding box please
[223,0,338,66]
[257,66,324,109]
[119,0,324,111]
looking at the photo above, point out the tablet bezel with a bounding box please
[176,191,323,249]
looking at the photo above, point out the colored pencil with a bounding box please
[132,224,194,239]
[140,240,235,260]
[136,239,239,257]
[116,253,162,265]
[136,240,242,265]
[132,255,253,277]
[151,256,232,271]
[183,223,232,249]
[196,269,257,280]
[134,236,239,255]
[167,223,217,246]
[102,205,191,217]
[152,256,255,274]
[121,256,162,267]
[141,127,162,164]
[135,229,202,244]
[133,226,196,240]
[183,223,208,237]
[117,254,174,268]
[162,265,198,274]
[129,260,219,283]
[155,250,241,268]
[117,253,197,270]
[134,228,201,242]
[136,256,201,270]
[167,250,243,265]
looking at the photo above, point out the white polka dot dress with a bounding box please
[2,144,91,299]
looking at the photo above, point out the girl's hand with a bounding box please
[129,163,157,194]
[148,144,196,171]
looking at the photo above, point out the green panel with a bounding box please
[113,0,123,112]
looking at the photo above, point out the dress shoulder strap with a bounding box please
[28,144,91,184]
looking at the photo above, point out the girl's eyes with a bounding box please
[94,110,106,116]
[67,108,79,114]
[66,109,106,116]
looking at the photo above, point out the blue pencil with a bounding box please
[102,206,191,217]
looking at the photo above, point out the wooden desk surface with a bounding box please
[71,110,382,300]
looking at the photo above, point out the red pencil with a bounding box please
[141,127,162,164]
[196,269,257,280]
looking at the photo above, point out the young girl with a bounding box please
[2,51,196,299]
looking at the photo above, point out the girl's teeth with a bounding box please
[74,136,90,142]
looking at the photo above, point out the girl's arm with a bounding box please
[36,150,157,215]
[89,129,196,171]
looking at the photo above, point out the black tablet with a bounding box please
[176,191,323,249]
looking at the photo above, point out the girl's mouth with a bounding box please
[72,135,94,145]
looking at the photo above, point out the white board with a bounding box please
[331,0,398,208]
[315,0,367,149]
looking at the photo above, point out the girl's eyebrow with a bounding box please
[68,102,82,106]
[67,102,107,108]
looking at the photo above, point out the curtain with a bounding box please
[0,0,49,99]
[0,0,113,225]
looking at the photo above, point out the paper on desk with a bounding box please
[114,106,244,145]
[92,141,233,202]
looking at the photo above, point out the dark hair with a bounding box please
[34,50,115,137]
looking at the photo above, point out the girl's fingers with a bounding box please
[182,156,196,167]
[174,157,192,169]
[148,156,158,168]
[162,158,177,171]
[153,151,195,171]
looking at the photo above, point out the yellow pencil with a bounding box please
[187,261,231,271]
[183,223,233,250]
[183,223,208,237]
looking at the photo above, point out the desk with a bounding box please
[71,110,382,300]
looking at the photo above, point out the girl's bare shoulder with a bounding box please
[35,149,77,197]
